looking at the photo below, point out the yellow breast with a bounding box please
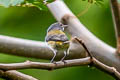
[48,30,65,35]
[47,41,69,50]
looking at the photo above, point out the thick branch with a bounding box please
[0,70,37,80]
[0,35,86,60]
[47,0,120,72]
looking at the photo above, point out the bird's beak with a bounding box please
[62,25,68,28]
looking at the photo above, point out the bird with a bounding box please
[45,22,70,63]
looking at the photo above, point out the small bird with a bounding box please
[45,22,70,63]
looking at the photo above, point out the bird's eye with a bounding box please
[59,23,63,26]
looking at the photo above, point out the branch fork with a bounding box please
[0,0,119,80]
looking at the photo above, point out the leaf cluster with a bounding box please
[0,0,103,10]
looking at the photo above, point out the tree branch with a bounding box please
[0,35,86,60]
[92,58,120,80]
[47,0,120,72]
[0,0,119,79]
[0,0,119,80]
[110,0,120,54]
[0,57,91,70]
[0,70,38,80]
[0,57,119,79]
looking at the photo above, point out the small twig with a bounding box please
[92,58,120,80]
[77,3,91,17]
[0,57,119,79]
[0,70,38,80]
[73,37,92,59]
[0,58,91,70]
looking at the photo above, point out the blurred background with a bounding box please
[0,0,116,80]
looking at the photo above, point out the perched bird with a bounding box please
[45,22,70,63]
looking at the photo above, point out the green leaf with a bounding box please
[0,0,104,10]
[0,0,24,7]
[25,0,48,11]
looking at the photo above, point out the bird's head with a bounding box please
[47,22,67,32]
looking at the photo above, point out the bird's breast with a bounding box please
[47,41,69,51]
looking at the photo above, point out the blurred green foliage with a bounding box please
[0,0,103,9]
[0,0,116,80]
[0,0,24,7]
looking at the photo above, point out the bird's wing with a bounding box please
[45,34,69,42]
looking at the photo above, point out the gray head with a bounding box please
[47,22,65,32]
